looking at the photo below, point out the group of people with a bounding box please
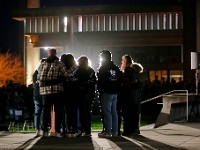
[33,48,143,138]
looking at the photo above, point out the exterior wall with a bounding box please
[25,36,40,85]
[13,3,194,85]
[26,0,41,85]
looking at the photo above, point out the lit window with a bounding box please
[175,13,179,29]
[64,17,68,32]
[138,14,142,30]
[126,14,129,30]
[157,14,160,30]
[144,14,147,30]
[109,15,111,31]
[78,16,82,32]
[163,14,166,30]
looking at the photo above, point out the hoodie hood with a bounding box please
[130,62,143,73]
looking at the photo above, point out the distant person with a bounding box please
[33,58,46,136]
[76,56,96,137]
[97,50,121,137]
[120,54,143,136]
[37,49,72,138]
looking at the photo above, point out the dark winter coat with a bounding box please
[97,61,121,94]
[121,63,143,113]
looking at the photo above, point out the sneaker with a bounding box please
[36,129,43,136]
[55,132,63,138]
[98,132,112,138]
[42,132,49,137]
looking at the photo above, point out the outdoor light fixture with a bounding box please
[29,38,32,44]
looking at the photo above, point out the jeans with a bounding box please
[101,93,118,135]
[41,93,63,133]
[34,99,42,129]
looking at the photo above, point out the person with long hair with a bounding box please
[61,53,78,137]
[120,54,143,136]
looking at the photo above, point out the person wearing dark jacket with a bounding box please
[120,54,143,136]
[33,58,46,136]
[97,50,121,137]
[61,53,78,137]
[76,56,96,136]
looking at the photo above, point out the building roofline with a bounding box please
[12,4,182,20]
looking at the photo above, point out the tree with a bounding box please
[0,52,25,87]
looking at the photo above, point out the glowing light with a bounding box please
[43,47,50,50]
[64,17,68,26]
[29,38,32,44]
[99,57,103,66]
[88,58,92,67]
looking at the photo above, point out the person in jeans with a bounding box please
[33,58,46,136]
[37,49,72,138]
[97,50,121,137]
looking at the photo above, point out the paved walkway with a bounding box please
[0,122,200,150]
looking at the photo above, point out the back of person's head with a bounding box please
[78,55,88,68]
[61,53,75,68]
[100,50,112,63]
[48,49,57,57]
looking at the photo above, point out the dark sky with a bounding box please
[0,0,182,54]
[0,0,20,53]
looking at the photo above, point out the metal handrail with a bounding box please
[141,90,189,121]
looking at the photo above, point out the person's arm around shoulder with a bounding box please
[59,61,76,77]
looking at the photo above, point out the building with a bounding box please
[12,0,200,86]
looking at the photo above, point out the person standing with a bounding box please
[33,58,46,136]
[120,54,143,136]
[37,49,72,138]
[61,53,78,137]
[97,50,121,137]
[76,56,96,137]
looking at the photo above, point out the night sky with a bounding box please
[0,0,182,54]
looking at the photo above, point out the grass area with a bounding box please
[91,115,103,130]
[91,115,156,130]
[7,115,156,132]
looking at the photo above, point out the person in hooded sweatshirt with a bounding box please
[120,54,143,136]
[97,50,121,137]
[37,49,73,138]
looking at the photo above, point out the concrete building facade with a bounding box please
[12,0,199,86]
